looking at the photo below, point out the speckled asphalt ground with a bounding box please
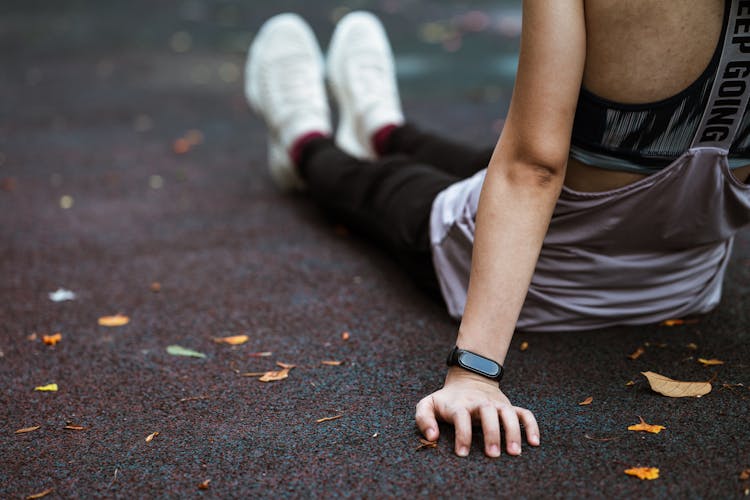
[1,1,749,498]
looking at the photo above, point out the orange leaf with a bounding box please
[173,137,191,154]
[321,360,344,366]
[628,346,645,360]
[740,469,750,481]
[315,414,343,423]
[628,416,666,434]
[42,333,62,346]
[150,281,161,293]
[341,331,350,341]
[198,479,211,490]
[98,314,130,327]
[641,371,711,398]
[26,488,53,499]
[213,335,249,345]
[578,396,593,406]
[416,438,438,451]
[145,431,159,442]
[64,425,85,431]
[519,341,529,352]
[15,426,41,434]
[624,467,659,480]
[697,358,724,366]
[259,368,290,382]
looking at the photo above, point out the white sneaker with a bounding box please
[327,11,404,159]
[245,13,332,192]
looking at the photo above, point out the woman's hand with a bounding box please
[415,367,540,457]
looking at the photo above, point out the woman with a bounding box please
[245,1,750,458]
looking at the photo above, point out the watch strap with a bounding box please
[446,346,504,382]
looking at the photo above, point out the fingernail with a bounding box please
[531,434,540,445]
[427,428,436,440]
[510,442,521,454]
[457,447,469,457]
[489,444,500,457]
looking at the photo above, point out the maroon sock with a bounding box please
[289,131,328,166]
[371,124,399,156]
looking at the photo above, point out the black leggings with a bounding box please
[297,124,493,297]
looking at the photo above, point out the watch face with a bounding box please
[458,351,500,378]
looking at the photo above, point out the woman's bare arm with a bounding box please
[416,0,586,457]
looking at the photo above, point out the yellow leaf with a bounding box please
[628,416,666,434]
[321,360,344,366]
[145,431,159,442]
[259,368,290,382]
[42,333,62,346]
[213,335,249,345]
[98,314,130,327]
[625,380,635,387]
[578,396,593,406]
[697,358,724,366]
[34,383,58,392]
[15,426,41,434]
[26,488,54,499]
[686,342,699,350]
[624,467,659,480]
[641,371,711,398]
[315,414,343,423]
[628,346,645,360]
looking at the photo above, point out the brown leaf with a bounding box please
[583,434,620,442]
[198,479,211,490]
[578,396,593,406]
[686,342,699,350]
[241,372,267,377]
[625,380,636,387]
[628,416,666,434]
[259,368,290,382]
[64,425,85,431]
[248,351,272,358]
[26,488,53,499]
[15,426,41,434]
[145,431,159,442]
[321,360,344,366]
[178,396,210,402]
[641,371,712,398]
[697,358,724,366]
[98,314,130,327]
[624,467,659,480]
[519,341,529,352]
[341,331,350,341]
[416,438,438,451]
[213,335,249,345]
[276,361,295,369]
[315,415,343,423]
[739,468,750,481]
[628,346,645,360]
[42,333,62,346]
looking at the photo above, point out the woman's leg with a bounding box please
[298,137,459,298]
[379,123,494,179]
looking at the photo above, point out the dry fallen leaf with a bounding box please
[519,341,529,352]
[739,468,750,481]
[145,431,159,442]
[416,438,438,451]
[321,360,344,366]
[259,368,291,382]
[198,479,211,490]
[213,335,249,345]
[42,333,62,346]
[150,281,161,293]
[578,396,593,406]
[628,416,666,434]
[625,380,636,387]
[624,467,659,480]
[26,488,53,499]
[276,361,295,369]
[98,314,130,327]
[341,331,350,341]
[241,372,267,377]
[166,345,206,358]
[248,351,272,358]
[315,415,343,423]
[15,426,41,434]
[583,434,620,442]
[34,383,58,392]
[173,137,191,154]
[686,342,699,350]
[641,371,711,398]
[628,346,645,360]
[697,358,724,367]
[64,425,85,431]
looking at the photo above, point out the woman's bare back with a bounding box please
[564,0,750,191]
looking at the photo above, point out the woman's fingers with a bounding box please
[478,404,502,457]
[499,404,523,455]
[414,396,440,441]
[517,406,541,446]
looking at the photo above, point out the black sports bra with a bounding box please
[570,0,750,173]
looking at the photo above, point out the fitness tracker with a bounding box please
[446,346,504,382]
